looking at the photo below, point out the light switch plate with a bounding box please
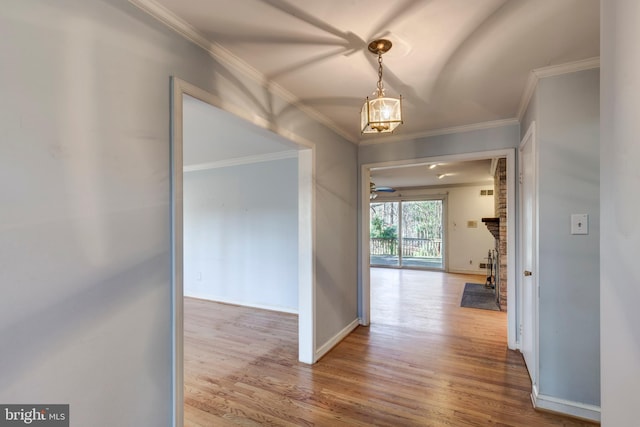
[571,214,588,235]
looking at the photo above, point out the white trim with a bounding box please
[518,121,539,385]
[359,166,371,326]
[358,118,519,146]
[517,57,600,120]
[170,78,184,427]
[128,0,357,144]
[505,148,516,350]
[298,149,316,364]
[183,150,298,172]
[314,319,360,362]
[531,385,601,423]
[360,149,517,350]
[185,295,298,314]
[532,56,600,79]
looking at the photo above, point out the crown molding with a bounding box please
[517,57,600,120]
[183,150,298,173]
[358,118,520,146]
[128,0,357,144]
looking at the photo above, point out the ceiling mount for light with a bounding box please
[361,39,403,134]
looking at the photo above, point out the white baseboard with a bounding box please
[531,385,601,423]
[314,318,360,362]
[184,294,298,314]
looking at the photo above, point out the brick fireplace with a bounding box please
[482,158,508,311]
[494,158,507,311]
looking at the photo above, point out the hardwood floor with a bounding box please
[184,269,597,426]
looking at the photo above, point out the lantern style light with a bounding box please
[361,39,403,134]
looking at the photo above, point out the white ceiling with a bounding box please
[371,159,495,189]
[141,0,599,144]
[145,0,599,185]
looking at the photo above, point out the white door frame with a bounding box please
[360,149,517,350]
[170,78,316,427]
[518,122,539,389]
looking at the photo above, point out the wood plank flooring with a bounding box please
[184,268,597,426]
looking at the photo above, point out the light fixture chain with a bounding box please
[377,52,385,96]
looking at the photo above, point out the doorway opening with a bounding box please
[170,78,316,425]
[360,149,516,350]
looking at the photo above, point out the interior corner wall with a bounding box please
[315,137,359,347]
[601,1,640,425]
[535,69,600,407]
[0,1,357,424]
[447,185,497,274]
[183,158,298,312]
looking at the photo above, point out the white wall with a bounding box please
[448,185,496,274]
[0,1,357,425]
[601,1,640,425]
[522,69,601,411]
[376,184,496,274]
[183,158,298,312]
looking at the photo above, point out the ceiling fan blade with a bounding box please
[376,186,396,192]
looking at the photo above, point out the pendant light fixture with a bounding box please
[361,39,403,134]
